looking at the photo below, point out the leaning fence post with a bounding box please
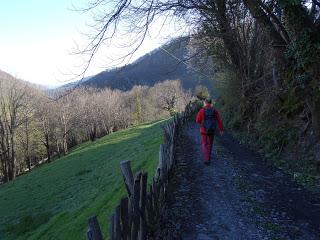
[120,160,134,196]
[158,144,166,178]
[88,216,103,240]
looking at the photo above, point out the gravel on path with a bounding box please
[156,123,320,240]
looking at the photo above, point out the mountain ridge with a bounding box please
[69,37,213,91]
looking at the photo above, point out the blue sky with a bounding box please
[0,0,183,86]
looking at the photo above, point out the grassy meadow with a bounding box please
[0,120,166,240]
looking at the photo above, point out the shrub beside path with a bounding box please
[156,123,320,240]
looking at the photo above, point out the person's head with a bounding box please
[204,98,212,105]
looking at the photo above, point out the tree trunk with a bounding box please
[25,117,31,171]
[56,139,61,158]
[63,135,68,155]
[45,134,51,162]
[9,132,16,181]
[26,156,31,171]
[89,124,97,141]
[243,0,288,65]
[62,114,68,155]
[0,155,9,183]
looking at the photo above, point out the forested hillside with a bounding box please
[76,37,213,91]
[0,72,191,184]
[0,70,13,80]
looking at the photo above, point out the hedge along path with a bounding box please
[86,102,196,240]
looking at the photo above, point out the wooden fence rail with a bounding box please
[86,102,196,240]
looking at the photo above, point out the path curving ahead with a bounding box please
[157,123,320,240]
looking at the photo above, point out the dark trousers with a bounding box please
[201,134,214,162]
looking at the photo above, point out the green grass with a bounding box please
[0,120,167,240]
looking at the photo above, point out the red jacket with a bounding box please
[196,104,224,135]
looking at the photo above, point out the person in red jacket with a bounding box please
[196,98,224,164]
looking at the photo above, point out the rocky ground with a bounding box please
[156,123,320,240]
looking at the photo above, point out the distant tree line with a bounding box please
[0,78,190,183]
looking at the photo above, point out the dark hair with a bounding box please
[205,98,212,104]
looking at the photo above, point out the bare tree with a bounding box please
[36,98,56,162]
[0,78,28,181]
[0,74,191,183]
[18,88,38,171]
[151,80,190,116]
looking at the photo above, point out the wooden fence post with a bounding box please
[120,197,130,240]
[128,195,133,238]
[139,172,148,240]
[115,205,121,240]
[120,160,135,196]
[146,191,153,227]
[158,144,166,179]
[131,172,142,240]
[110,214,115,240]
[88,216,103,240]
[87,229,93,240]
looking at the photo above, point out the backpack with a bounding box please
[203,108,216,135]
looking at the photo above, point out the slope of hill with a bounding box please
[76,37,213,91]
[0,70,14,80]
[0,69,49,91]
[0,119,166,240]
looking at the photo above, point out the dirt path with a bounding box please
[157,123,320,240]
